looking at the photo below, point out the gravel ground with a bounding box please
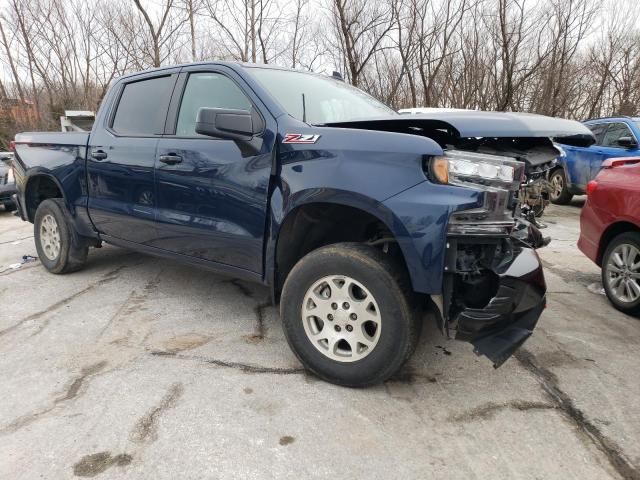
[0,199,638,480]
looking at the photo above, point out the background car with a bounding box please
[578,157,640,315]
[0,151,17,212]
[551,116,640,204]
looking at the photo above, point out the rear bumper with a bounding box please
[577,201,602,265]
[0,183,17,204]
[453,247,546,367]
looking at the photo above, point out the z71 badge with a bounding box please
[282,133,321,144]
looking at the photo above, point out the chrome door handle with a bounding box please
[159,154,182,165]
[91,149,108,161]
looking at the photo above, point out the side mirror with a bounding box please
[195,107,264,155]
[617,136,637,148]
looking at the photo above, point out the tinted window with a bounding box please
[601,123,634,147]
[176,73,252,137]
[112,75,175,135]
[586,123,607,145]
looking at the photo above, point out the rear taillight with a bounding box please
[8,141,15,152]
[602,157,640,168]
[586,180,598,195]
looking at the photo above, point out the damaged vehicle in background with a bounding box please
[0,151,17,212]
[11,63,593,386]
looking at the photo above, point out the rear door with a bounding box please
[87,70,179,244]
[596,122,640,178]
[152,66,276,274]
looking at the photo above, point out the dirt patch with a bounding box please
[158,334,211,353]
[450,400,555,422]
[56,361,108,403]
[129,382,184,444]
[151,351,305,375]
[73,451,132,477]
[279,435,295,446]
[387,366,438,385]
[226,279,255,298]
[533,349,582,369]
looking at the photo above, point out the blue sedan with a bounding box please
[551,116,640,204]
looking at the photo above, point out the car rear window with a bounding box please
[111,75,175,135]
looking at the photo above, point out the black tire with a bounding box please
[601,232,640,317]
[549,169,573,205]
[34,198,88,274]
[280,243,421,387]
[3,202,17,212]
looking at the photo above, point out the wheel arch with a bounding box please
[24,173,66,222]
[598,221,640,266]
[269,189,418,301]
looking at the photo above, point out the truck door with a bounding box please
[87,70,179,244]
[152,67,275,274]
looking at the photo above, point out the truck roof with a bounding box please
[115,61,325,83]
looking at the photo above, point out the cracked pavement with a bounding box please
[0,200,639,479]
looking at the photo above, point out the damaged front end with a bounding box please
[429,149,547,367]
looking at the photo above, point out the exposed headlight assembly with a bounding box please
[430,150,526,237]
[430,150,525,191]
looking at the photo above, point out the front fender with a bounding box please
[382,181,483,293]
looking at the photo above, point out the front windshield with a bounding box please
[247,68,396,124]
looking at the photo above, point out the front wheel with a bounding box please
[34,198,88,274]
[549,169,573,205]
[280,243,421,387]
[602,232,640,317]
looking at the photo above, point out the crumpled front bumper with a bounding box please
[453,246,546,367]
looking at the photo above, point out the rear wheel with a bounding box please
[602,232,640,316]
[3,202,16,212]
[280,243,421,387]
[34,199,88,274]
[549,169,573,205]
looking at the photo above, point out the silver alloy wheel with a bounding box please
[40,213,61,261]
[605,243,640,303]
[301,275,381,362]
[550,172,564,200]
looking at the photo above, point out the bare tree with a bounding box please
[330,0,396,87]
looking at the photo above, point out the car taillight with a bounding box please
[586,180,598,195]
[8,141,15,152]
[602,157,640,168]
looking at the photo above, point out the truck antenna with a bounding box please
[302,93,307,123]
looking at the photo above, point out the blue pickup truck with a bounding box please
[10,62,593,386]
[551,116,640,204]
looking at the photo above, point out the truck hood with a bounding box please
[325,111,595,147]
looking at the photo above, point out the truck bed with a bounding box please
[15,131,90,148]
